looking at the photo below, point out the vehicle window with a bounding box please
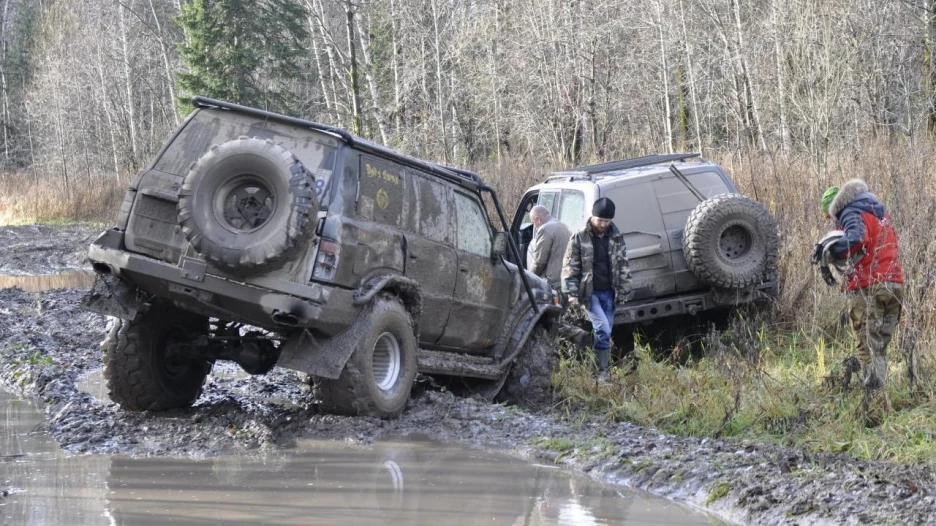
[359,156,405,227]
[414,173,453,245]
[536,191,559,216]
[155,110,339,205]
[454,192,492,257]
[557,190,586,232]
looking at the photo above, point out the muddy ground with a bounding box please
[1,225,934,525]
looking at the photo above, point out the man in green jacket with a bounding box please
[562,198,632,381]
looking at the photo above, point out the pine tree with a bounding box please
[175,0,309,114]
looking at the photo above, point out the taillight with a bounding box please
[313,240,340,281]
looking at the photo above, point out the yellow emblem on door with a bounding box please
[376,187,390,210]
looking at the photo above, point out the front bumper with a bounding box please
[86,229,327,330]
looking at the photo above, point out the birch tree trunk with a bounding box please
[118,0,138,166]
[390,0,402,139]
[147,0,178,126]
[430,0,449,162]
[344,0,362,135]
[679,0,703,154]
[656,3,674,154]
[355,14,388,144]
[304,3,334,122]
[731,0,766,151]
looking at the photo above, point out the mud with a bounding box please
[0,224,100,275]
[2,224,936,525]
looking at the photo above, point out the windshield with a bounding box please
[154,109,340,206]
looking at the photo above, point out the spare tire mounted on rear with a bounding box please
[682,193,778,290]
[178,137,319,276]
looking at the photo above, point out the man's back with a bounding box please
[531,218,572,288]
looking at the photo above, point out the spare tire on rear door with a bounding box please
[178,137,319,276]
[682,193,778,290]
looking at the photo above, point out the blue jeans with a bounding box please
[588,290,615,370]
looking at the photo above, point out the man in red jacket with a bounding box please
[820,179,904,414]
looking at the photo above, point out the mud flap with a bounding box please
[80,274,141,320]
[277,311,367,379]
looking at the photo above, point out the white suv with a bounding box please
[508,153,778,326]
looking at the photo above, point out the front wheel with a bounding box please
[498,326,557,408]
[319,298,418,418]
[102,301,211,411]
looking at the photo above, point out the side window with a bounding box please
[536,191,559,216]
[557,190,586,232]
[454,192,492,257]
[358,156,404,227]
[414,173,454,245]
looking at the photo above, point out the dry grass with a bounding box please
[0,171,126,225]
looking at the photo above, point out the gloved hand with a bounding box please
[810,243,824,265]
[820,266,836,286]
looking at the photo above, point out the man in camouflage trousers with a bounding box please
[819,179,904,415]
[562,197,632,382]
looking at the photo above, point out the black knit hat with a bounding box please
[592,197,615,219]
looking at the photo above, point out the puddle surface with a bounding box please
[0,391,718,525]
[0,270,95,292]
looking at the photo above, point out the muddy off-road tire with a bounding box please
[102,301,211,411]
[319,299,418,418]
[498,326,557,408]
[178,137,319,276]
[682,194,778,290]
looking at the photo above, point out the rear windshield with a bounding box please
[154,109,340,206]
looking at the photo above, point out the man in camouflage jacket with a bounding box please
[562,197,632,380]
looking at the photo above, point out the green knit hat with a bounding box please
[821,186,840,214]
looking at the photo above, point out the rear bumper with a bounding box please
[87,228,328,330]
[615,283,775,325]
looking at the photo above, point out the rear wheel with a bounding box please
[319,298,418,418]
[102,301,211,411]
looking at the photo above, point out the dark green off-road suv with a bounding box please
[84,97,560,417]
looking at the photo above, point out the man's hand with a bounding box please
[568,297,579,306]
[821,266,836,286]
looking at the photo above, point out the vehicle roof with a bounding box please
[531,154,724,192]
[191,96,485,192]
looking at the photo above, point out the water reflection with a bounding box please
[0,270,95,292]
[0,392,717,525]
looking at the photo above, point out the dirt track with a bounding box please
[1,225,934,525]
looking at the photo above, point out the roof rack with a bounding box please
[432,163,485,187]
[551,152,701,177]
[191,95,482,191]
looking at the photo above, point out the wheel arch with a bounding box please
[353,274,423,340]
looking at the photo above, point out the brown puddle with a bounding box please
[0,391,722,525]
[0,270,95,292]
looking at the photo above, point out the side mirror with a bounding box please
[491,231,508,258]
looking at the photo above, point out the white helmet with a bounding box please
[814,229,861,283]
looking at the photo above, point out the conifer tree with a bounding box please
[175,0,309,113]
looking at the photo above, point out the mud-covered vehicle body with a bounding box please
[84,97,560,417]
[509,154,778,327]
